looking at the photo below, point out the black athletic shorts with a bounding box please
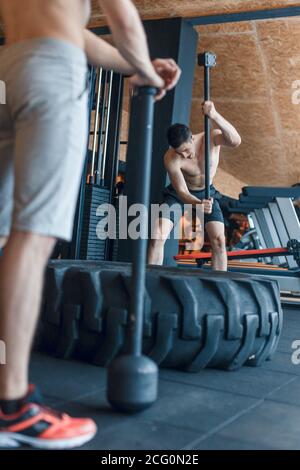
[161,184,224,226]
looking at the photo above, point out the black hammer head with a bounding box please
[198,52,217,68]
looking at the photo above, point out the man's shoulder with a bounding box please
[193,132,205,149]
[193,132,204,140]
[164,149,180,167]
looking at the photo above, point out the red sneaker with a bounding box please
[0,385,97,449]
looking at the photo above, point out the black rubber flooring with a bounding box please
[24,306,300,450]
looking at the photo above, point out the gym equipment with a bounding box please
[107,86,159,413]
[176,187,300,298]
[84,69,119,260]
[40,260,282,372]
[243,186,300,198]
[228,189,300,295]
[68,67,124,261]
[100,70,114,186]
[232,229,261,251]
[198,52,217,200]
[176,240,300,267]
[38,60,283,383]
[229,188,300,257]
[79,67,111,261]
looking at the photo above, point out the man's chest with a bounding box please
[181,156,204,176]
[181,149,220,177]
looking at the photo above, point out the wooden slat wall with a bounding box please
[191,18,300,197]
[89,0,300,26]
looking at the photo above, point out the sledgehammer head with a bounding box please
[198,52,217,68]
[107,354,158,413]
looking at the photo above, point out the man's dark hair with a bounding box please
[167,123,192,149]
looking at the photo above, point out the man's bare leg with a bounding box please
[0,230,55,400]
[205,221,227,271]
[148,217,174,265]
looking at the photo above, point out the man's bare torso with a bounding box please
[165,133,220,191]
[0,0,91,49]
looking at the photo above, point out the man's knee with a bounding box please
[152,217,174,241]
[149,237,166,251]
[11,231,57,259]
[210,234,226,252]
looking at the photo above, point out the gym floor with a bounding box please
[24,306,300,451]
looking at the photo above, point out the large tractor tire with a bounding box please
[37,260,283,372]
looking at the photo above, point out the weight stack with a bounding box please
[80,185,111,260]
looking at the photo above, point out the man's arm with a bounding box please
[165,154,203,206]
[83,29,135,74]
[83,31,181,99]
[202,101,241,148]
[98,0,161,86]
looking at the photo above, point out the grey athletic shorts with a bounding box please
[0,38,89,241]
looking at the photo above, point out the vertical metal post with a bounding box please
[204,66,211,200]
[89,68,103,184]
[198,52,217,200]
[95,70,108,185]
[101,70,114,185]
[127,86,157,355]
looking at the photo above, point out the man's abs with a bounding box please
[0,0,91,49]
[182,167,218,191]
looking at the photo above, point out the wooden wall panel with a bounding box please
[89,1,300,26]
[213,167,246,199]
[191,17,300,194]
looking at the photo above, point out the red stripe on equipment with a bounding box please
[175,247,289,261]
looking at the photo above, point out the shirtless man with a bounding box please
[0,0,181,449]
[148,101,241,270]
